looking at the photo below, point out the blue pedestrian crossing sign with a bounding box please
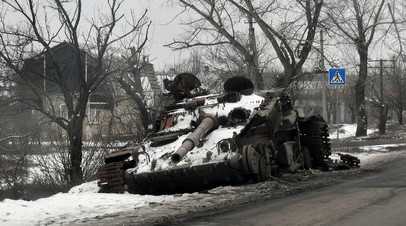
[329,68,346,85]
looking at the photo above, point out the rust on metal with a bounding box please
[104,147,139,164]
[164,73,202,100]
[97,161,125,193]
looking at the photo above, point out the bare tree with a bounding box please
[167,1,323,90]
[115,55,156,139]
[327,0,386,136]
[0,0,150,186]
[367,60,395,134]
[166,0,265,89]
[387,2,406,62]
[387,57,406,125]
[386,2,406,125]
[230,0,323,88]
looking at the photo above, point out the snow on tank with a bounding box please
[97,74,356,195]
[132,92,264,174]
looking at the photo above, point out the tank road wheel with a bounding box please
[242,144,259,175]
[242,145,251,174]
[256,156,267,181]
[242,144,270,181]
[256,144,271,181]
[247,145,259,174]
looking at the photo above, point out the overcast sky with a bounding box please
[2,0,185,71]
[3,1,399,73]
[132,0,185,70]
[84,0,185,70]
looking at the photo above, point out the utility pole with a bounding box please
[246,14,264,90]
[320,30,328,121]
[369,59,395,134]
[379,59,385,134]
[393,56,403,125]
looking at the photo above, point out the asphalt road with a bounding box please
[188,152,406,226]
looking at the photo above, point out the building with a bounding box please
[293,73,353,124]
[19,42,160,141]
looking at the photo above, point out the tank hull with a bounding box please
[97,75,357,194]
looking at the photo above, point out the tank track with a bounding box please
[321,123,332,157]
[338,153,360,167]
[299,116,331,169]
[97,161,125,193]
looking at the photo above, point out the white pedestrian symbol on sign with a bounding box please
[331,71,344,83]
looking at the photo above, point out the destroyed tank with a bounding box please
[97,74,335,194]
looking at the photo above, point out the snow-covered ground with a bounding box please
[1,124,406,225]
[329,124,406,164]
[0,181,238,226]
[329,124,378,139]
[1,181,192,225]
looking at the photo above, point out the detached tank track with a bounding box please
[299,116,331,169]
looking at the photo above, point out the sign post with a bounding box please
[329,68,346,152]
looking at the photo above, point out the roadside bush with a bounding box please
[0,130,120,201]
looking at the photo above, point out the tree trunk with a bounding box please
[67,106,86,186]
[68,127,83,186]
[378,105,388,134]
[398,85,403,125]
[355,47,368,136]
[398,109,403,125]
[280,66,301,88]
[246,14,264,90]
[349,105,356,123]
[247,58,263,90]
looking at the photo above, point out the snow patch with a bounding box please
[330,124,378,139]
[0,181,185,225]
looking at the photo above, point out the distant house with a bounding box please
[18,42,129,141]
[19,42,166,141]
[293,74,353,123]
[140,61,162,108]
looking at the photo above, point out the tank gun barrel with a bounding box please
[171,115,217,163]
